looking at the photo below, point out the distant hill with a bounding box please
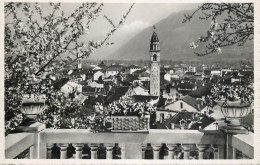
[108,9,253,63]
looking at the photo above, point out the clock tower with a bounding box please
[149,26,160,96]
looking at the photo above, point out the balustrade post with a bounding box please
[119,144,125,159]
[151,144,161,159]
[196,144,209,159]
[72,143,83,159]
[211,145,219,159]
[47,144,53,159]
[104,144,114,159]
[89,144,99,159]
[181,144,193,159]
[58,144,68,159]
[218,145,225,159]
[142,144,146,159]
[167,144,178,159]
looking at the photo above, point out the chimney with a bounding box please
[171,123,175,129]
[197,103,201,111]
[160,113,164,123]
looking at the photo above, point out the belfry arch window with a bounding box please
[153,54,157,61]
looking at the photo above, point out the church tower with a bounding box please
[149,26,160,96]
[77,54,82,69]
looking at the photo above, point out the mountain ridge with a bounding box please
[108,9,253,63]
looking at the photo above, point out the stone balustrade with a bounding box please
[5,125,254,160]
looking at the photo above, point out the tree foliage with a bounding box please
[4,2,134,134]
[183,3,254,56]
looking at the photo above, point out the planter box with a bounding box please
[110,116,150,133]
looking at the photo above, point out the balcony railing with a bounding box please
[5,123,254,160]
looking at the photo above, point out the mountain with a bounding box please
[108,9,253,63]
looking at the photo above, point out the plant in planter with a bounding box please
[206,83,254,132]
[94,97,156,132]
[4,2,134,135]
[206,83,254,107]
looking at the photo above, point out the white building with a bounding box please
[211,70,221,76]
[93,71,104,81]
[125,65,141,74]
[126,86,149,96]
[61,80,82,95]
[164,95,207,113]
[164,73,171,82]
[88,81,104,89]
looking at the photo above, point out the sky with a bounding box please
[5,3,200,60]
[86,3,199,59]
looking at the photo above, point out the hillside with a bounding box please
[108,9,253,63]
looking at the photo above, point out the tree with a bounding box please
[4,2,134,134]
[183,3,253,56]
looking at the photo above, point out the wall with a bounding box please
[165,100,198,113]
[156,111,177,122]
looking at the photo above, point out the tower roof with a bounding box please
[150,31,159,43]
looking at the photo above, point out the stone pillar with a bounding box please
[119,144,125,159]
[211,144,219,159]
[58,144,68,159]
[72,143,83,159]
[89,144,99,159]
[104,144,114,159]
[142,144,146,159]
[181,144,193,159]
[218,145,225,159]
[167,144,178,159]
[196,144,209,159]
[151,144,161,159]
[47,144,53,159]
[232,147,236,159]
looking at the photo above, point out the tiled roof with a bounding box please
[189,116,215,130]
[125,65,141,69]
[156,98,168,107]
[177,82,195,89]
[70,69,85,76]
[104,86,129,105]
[82,86,95,93]
[132,69,146,75]
[240,71,253,77]
[106,65,124,71]
[162,111,193,127]
[116,79,132,87]
[104,81,116,86]
[53,78,70,90]
[81,105,95,115]
[84,95,104,105]
[180,95,206,110]
[185,72,195,75]
[123,74,140,83]
[132,95,158,103]
[187,85,211,98]
[98,61,107,69]
[155,123,167,129]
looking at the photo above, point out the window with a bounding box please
[180,102,183,109]
[153,54,157,61]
